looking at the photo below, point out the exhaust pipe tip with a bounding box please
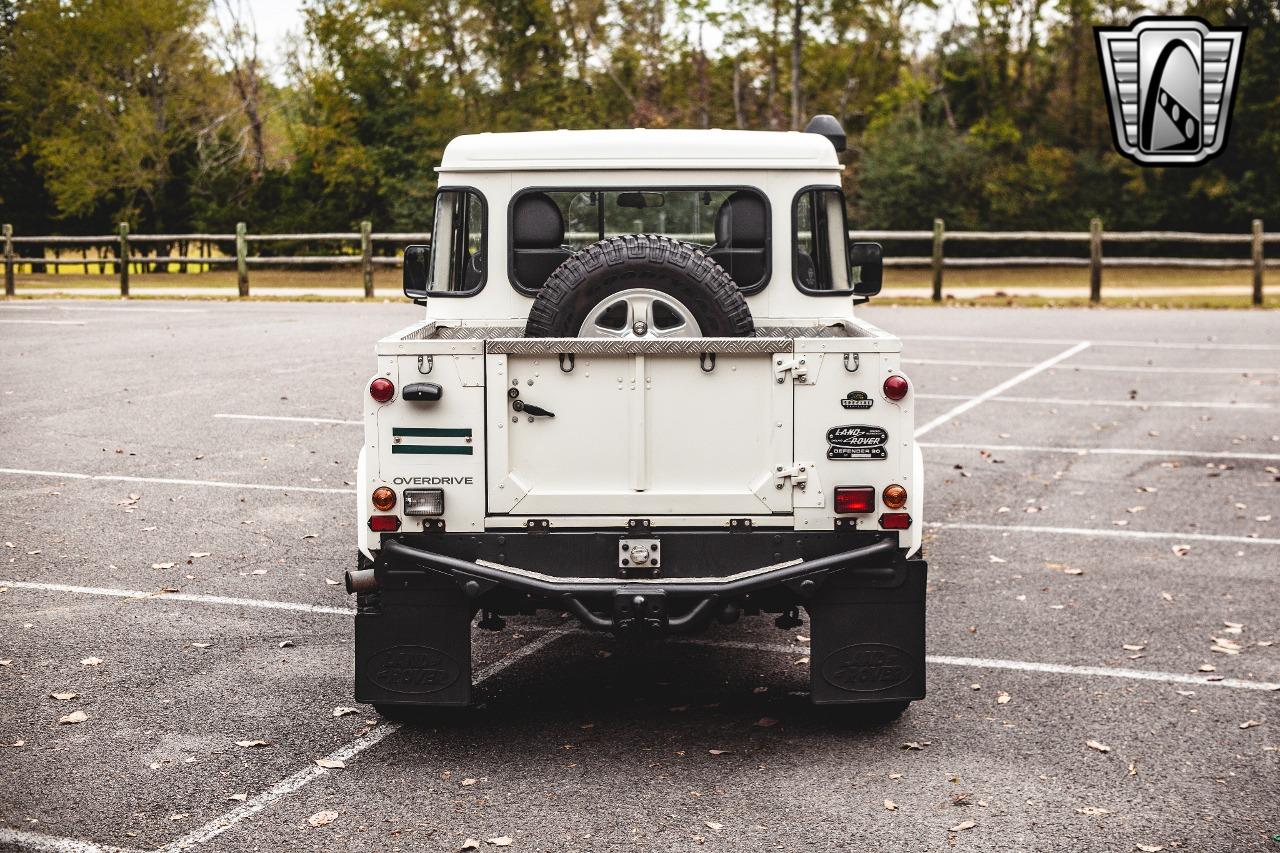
[345,568,378,595]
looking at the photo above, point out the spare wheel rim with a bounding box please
[578,288,703,339]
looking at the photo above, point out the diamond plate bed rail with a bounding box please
[485,337,795,355]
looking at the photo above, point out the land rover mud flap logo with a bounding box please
[821,643,913,693]
[367,645,461,694]
[840,391,874,410]
[826,425,888,461]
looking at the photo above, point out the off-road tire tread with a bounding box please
[524,234,754,338]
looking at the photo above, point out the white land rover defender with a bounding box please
[349,116,926,720]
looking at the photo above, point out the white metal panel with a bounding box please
[486,352,791,516]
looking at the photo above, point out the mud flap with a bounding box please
[354,580,473,707]
[806,558,927,704]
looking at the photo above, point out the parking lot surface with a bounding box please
[1,300,1277,852]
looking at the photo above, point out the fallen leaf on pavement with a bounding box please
[191,642,212,649]
[949,820,976,832]
[333,707,358,717]
[81,657,102,667]
[988,555,1006,563]
[461,778,477,786]
[1239,720,1261,729]
[58,710,88,724]
[1122,644,1146,652]
[307,810,338,827]
[279,641,295,648]
[189,552,211,559]
[754,717,778,727]
[1170,545,1191,557]
[50,691,78,700]
[996,692,1010,705]
[901,741,929,750]
[152,562,176,569]
[315,758,345,769]
[302,533,318,539]
[1076,807,1110,816]
[705,821,723,830]
[708,749,731,755]
[1086,739,1111,753]
[883,799,897,810]
[236,739,270,748]
[461,841,481,852]
[1198,664,1216,673]
[487,837,513,847]
[1135,845,1164,852]
[227,793,247,802]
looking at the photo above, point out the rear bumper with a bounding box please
[353,529,928,706]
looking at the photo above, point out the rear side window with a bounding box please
[793,187,853,294]
[509,188,769,294]
[427,188,486,295]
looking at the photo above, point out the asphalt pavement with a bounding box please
[1,300,1277,852]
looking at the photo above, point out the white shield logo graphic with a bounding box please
[1095,17,1246,166]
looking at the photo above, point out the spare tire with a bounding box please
[525,235,754,338]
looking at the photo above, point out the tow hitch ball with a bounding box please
[614,589,667,631]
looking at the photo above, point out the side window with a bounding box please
[427,189,485,295]
[793,188,852,294]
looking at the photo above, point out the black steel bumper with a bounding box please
[353,529,927,707]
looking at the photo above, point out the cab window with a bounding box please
[509,188,769,294]
[427,189,485,294]
[793,187,853,294]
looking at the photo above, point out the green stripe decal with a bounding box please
[393,427,472,438]
[391,445,474,455]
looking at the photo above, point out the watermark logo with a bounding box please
[1095,17,1245,166]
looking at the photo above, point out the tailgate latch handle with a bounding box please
[512,400,555,418]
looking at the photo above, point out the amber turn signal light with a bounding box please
[883,484,907,509]
[371,486,396,511]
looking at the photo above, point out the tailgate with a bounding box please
[485,337,793,516]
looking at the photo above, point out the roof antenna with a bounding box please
[803,114,846,152]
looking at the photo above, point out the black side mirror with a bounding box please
[849,242,883,297]
[403,245,429,300]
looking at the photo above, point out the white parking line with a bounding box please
[902,334,1280,352]
[214,413,361,426]
[926,521,1280,546]
[0,828,136,853]
[0,319,87,326]
[907,358,1280,375]
[157,629,568,852]
[0,304,205,314]
[677,638,1280,692]
[917,394,1276,411]
[2,580,355,616]
[0,468,353,495]
[920,441,1280,462]
[914,342,1091,439]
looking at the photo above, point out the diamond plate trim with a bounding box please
[486,337,794,355]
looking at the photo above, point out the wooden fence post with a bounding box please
[236,222,249,297]
[118,222,130,297]
[931,218,945,302]
[361,220,373,298]
[1089,217,1103,304]
[1252,219,1264,306]
[3,224,13,296]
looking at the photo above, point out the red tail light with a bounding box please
[834,486,876,514]
[368,515,401,532]
[369,378,395,403]
[883,375,909,401]
[879,512,912,530]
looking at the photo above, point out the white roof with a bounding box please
[438,128,840,172]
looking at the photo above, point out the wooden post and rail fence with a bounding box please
[1,219,1273,304]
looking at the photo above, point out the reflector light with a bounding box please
[883,374,909,401]
[883,484,908,509]
[369,377,395,403]
[371,486,396,511]
[879,512,912,530]
[368,514,401,532]
[403,488,445,516]
[834,486,876,514]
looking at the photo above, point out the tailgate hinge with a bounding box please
[774,463,813,491]
[773,355,810,384]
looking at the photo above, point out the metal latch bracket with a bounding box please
[774,355,810,384]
